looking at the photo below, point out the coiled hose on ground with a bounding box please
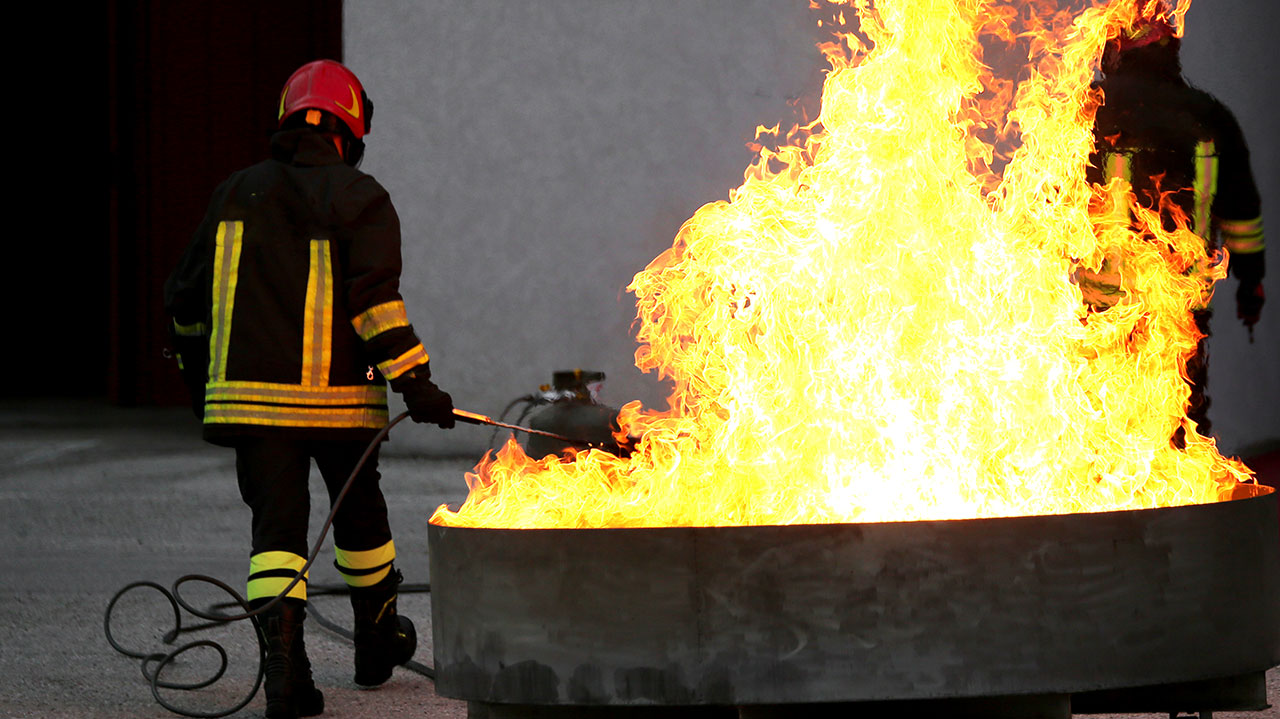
[104,411,434,718]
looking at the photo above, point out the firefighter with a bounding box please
[164,59,455,718]
[1082,4,1265,437]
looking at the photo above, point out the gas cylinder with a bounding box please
[523,370,622,458]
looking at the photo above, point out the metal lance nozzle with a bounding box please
[452,408,595,447]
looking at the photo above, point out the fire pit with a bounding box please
[430,484,1279,717]
[429,0,1278,715]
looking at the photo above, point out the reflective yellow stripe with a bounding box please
[250,551,308,575]
[1227,234,1265,254]
[203,381,388,429]
[173,319,208,337]
[335,540,396,571]
[1221,215,1265,254]
[378,344,429,381]
[341,565,391,588]
[1193,140,1218,239]
[1106,152,1132,226]
[247,551,308,602]
[205,380,387,406]
[352,300,410,341]
[335,540,396,588]
[204,402,389,429]
[301,240,334,386]
[209,221,244,382]
[1220,216,1263,235]
[247,576,308,601]
[1107,152,1131,182]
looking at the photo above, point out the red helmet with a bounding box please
[1114,0,1178,52]
[1116,16,1175,52]
[277,60,372,139]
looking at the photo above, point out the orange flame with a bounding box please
[432,0,1252,529]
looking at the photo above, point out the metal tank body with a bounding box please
[428,484,1280,716]
[521,370,625,459]
[524,401,620,458]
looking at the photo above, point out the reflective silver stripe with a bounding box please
[203,403,389,429]
[302,240,333,386]
[205,380,387,406]
[1220,216,1263,235]
[209,221,244,382]
[1226,233,1265,254]
[377,344,429,381]
[204,380,388,429]
[1221,215,1265,254]
[352,300,410,341]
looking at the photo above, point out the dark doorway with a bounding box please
[8,1,341,404]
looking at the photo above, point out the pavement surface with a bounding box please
[0,399,1275,719]
[0,400,470,719]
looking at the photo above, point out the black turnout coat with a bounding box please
[165,129,432,444]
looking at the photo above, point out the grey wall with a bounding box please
[347,1,1278,459]
[1180,0,1280,456]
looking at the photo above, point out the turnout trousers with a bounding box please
[234,436,397,602]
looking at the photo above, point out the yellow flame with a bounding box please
[433,0,1251,529]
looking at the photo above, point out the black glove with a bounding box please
[1237,280,1264,331]
[172,333,208,420]
[391,364,455,428]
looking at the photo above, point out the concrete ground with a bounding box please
[0,399,1275,719]
[0,400,470,719]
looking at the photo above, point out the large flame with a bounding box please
[432,0,1252,529]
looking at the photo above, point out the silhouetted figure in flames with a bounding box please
[1081,6,1265,440]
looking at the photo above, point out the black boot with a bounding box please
[253,599,325,718]
[349,568,417,687]
[290,609,325,717]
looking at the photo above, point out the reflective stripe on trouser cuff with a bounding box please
[352,300,410,342]
[378,344,429,381]
[247,550,308,601]
[334,540,395,588]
